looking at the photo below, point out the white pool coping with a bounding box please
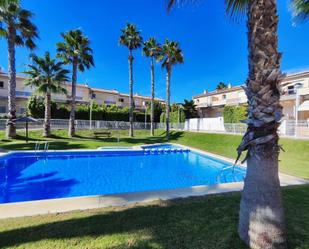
[0,144,308,219]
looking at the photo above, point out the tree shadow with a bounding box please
[0,141,87,151]
[0,157,78,204]
[0,193,247,249]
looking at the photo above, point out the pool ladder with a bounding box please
[216,166,245,183]
[35,141,50,152]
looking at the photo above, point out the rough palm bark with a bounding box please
[6,24,17,139]
[165,65,171,140]
[128,50,134,137]
[69,59,77,137]
[237,0,287,248]
[44,90,51,137]
[150,58,155,136]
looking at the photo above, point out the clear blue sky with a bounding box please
[0,0,309,103]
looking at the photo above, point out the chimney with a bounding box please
[203,90,208,94]
[228,83,232,89]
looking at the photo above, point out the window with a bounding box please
[91,93,96,99]
[287,85,295,95]
[0,81,4,89]
[119,98,124,102]
[19,107,26,114]
[222,94,227,100]
[0,106,6,113]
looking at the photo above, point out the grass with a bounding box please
[0,185,308,249]
[1,129,308,179]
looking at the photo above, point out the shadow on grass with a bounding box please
[0,141,88,151]
[0,185,308,248]
[0,192,247,249]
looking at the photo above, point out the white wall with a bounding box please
[185,117,225,132]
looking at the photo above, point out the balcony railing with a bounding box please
[16,91,32,97]
[104,100,116,105]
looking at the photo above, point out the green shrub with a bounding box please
[223,105,247,123]
[160,110,185,123]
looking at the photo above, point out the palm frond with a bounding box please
[292,0,309,21]
[224,0,248,16]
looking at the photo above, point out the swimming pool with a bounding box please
[0,144,246,204]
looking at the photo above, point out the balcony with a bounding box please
[104,100,116,105]
[16,91,32,98]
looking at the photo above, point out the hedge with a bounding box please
[223,105,247,123]
[27,96,150,122]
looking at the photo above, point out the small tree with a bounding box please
[182,99,198,119]
[216,82,228,90]
[24,52,68,137]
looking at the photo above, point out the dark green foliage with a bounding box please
[223,105,247,123]
[216,82,228,90]
[27,97,151,122]
[160,109,185,123]
[182,99,198,119]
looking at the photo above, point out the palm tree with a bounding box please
[143,37,162,136]
[161,39,184,140]
[24,52,69,137]
[57,29,94,137]
[216,82,228,90]
[0,0,38,138]
[182,99,197,119]
[167,0,309,248]
[119,23,143,137]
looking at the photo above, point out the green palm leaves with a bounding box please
[143,37,162,61]
[119,23,143,51]
[24,52,69,95]
[57,29,94,72]
[161,39,184,70]
[293,0,309,20]
[0,1,38,49]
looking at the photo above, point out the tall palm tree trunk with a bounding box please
[6,25,17,139]
[43,91,51,137]
[69,60,77,137]
[128,50,134,137]
[238,1,287,248]
[150,59,155,136]
[165,65,171,140]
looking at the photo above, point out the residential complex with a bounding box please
[193,71,309,121]
[0,72,164,115]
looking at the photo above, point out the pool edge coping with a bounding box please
[0,143,308,219]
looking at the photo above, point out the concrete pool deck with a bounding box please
[0,144,308,219]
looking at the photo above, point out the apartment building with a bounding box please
[0,72,164,115]
[193,71,309,121]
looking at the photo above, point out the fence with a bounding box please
[1,118,308,139]
[183,117,309,139]
[0,119,154,131]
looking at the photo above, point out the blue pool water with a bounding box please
[0,145,246,204]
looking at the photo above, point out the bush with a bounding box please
[223,105,247,123]
[160,109,185,123]
[27,96,151,122]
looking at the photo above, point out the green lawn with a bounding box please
[0,185,308,249]
[1,129,308,179]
